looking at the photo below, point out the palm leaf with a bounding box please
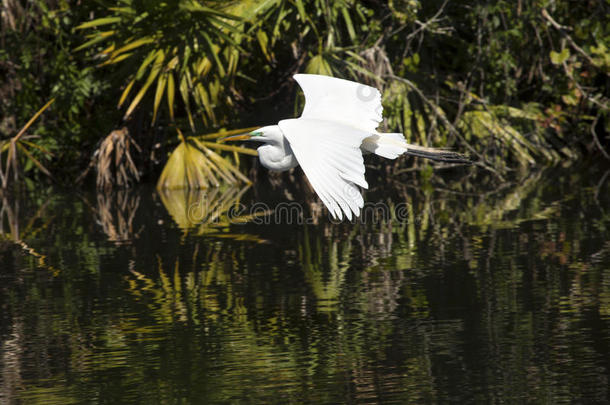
[15,143,52,177]
[75,16,121,30]
[153,72,168,123]
[110,37,154,60]
[124,51,165,118]
[14,98,55,141]
[73,31,115,52]
[166,72,176,120]
[157,126,254,190]
[118,78,136,108]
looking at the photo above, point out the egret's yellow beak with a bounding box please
[220,130,262,142]
[220,134,252,142]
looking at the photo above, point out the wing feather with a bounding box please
[279,118,369,219]
[294,74,383,133]
[309,166,344,218]
[315,169,352,218]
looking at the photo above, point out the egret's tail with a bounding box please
[362,133,470,163]
[400,142,470,163]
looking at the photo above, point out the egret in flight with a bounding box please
[224,74,468,220]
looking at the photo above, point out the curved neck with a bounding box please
[256,127,298,172]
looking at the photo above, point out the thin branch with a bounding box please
[541,9,596,67]
[406,0,451,41]
[590,113,610,160]
[594,169,609,205]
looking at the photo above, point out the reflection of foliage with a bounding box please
[128,257,190,325]
[94,188,141,245]
[0,190,60,275]
[2,168,610,403]
[157,184,269,241]
[299,225,352,311]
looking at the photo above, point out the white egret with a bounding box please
[225,74,468,220]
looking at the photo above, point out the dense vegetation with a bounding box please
[1,3,610,401]
[1,0,608,189]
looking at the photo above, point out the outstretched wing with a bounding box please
[294,74,383,133]
[278,118,369,220]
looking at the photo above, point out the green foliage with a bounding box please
[0,99,55,188]
[76,0,250,128]
[446,0,610,159]
[1,0,609,187]
[75,0,381,127]
[0,0,115,180]
[156,127,258,189]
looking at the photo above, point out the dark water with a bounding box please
[1,164,610,404]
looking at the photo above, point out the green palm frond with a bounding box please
[76,0,278,127]
[157,128,254,190]
[0,99,54,188]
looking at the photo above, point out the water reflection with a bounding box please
[157,185,269,243]
[0,165,609,403]
[95,189,141,245]
[158,186,249,230]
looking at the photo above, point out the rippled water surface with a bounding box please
[1,164,610,404]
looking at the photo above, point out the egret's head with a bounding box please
[222,125,283,144]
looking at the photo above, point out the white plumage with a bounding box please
[293,73,383,134]
[279,118,368,220]
[225,74,468,220]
